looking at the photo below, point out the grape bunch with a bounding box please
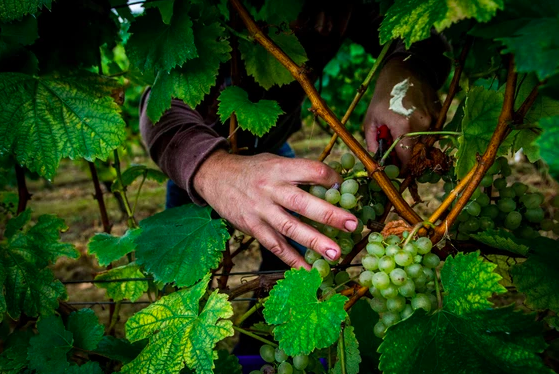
[253,345,317,374]
[362,233,440,338]
[447,157,557,240]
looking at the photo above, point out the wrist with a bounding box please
[193,149,233,203]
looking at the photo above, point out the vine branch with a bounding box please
[88,161,111,233]
[113,149,138,229]
[318,40,394,162]
[229,0,421,225]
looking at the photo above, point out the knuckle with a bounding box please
[320,208,335,226]
[308,235,320,251]
[312,163,330,181]
[279,218,297,238]
[269,243,286,258]
[286,192,307,212]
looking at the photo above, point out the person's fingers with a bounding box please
[365,121,379,153]
[251,221,311,270]
[265,208,342,261]
[269,158,342,187]
[273,185,358,232]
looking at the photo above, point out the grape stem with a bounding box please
[339,326,347,374]
[235,297,268,326]
[318,40,394,162]
[434,269,443,310]
[343,170,369,180]
[233,326,278,347]
[229,0,422,225]
[331,275,360,294]
[402,221,436,247]
[379,131,462,166]
[343,286,369,311]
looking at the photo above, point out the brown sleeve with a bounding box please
[139,90,229,205]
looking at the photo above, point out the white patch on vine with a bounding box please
[389,78,415,118]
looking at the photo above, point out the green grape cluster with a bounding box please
[447,157,556,240]
[254,345,316,374]
[362,233,440,338]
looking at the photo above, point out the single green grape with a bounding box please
[293,354,309,371]
[394,251,413,267]
[335,270,350,285]
[457,210,471,222]
[260,344,276,363]
[369,179,382,192]
[340,193,357,209]
[341,153,356,169]
[411,293,432,313]
[504,211,522,230]
[422,253,440,269]
[385,244,400,257]
[405,263,423,278]
[362,255,379,271]
[418,171,433,184]
[487,161,501,175]
[415,237,432,254]
[321,286,336,300]
[521,193,543,209]
[304,249,321,264]
[278,361,293,374]
[379,256,396,273]
[480,174,494,187]
[497,198,516,213]
[389,268,407,286]
[385,164,400,179]
[524,208,544,223]
[325,188,341,204]
[275,348,288,363]
[359,270,374,287]
[471,187,482,201]
[402,242,418,256]
[398,279,416,298]
[466,201,481,216]
[361,205,376,224]
[387,295,406,313]
[400,304,414,320]
[322,225,339,238]
[493,177,507,190]
[422,268,435,282]
[309,185,327,199]
[340,179,359,195]
[512,182,528,197]
[372,272,390,290]
[500,164,512,177]
[354,218,364,233]
[475,193,490,207]
[370,296,388,313]
[373,203,385,216]
[339,238,354,255]
[328,161,342,173]
[373,321,387,338]
[366,242,385,257]
[368,232,384,243]
[382,311,401,327]
[370,287,383,299]
[414,274,427,289]
[429,172,442,184]
[385,235,401,246]
[380,284,399,299]
[312,259,331,278]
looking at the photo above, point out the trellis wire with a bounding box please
[66,298,257,306]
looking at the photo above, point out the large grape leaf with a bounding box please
[455,86,512,179]
[27,315,74,374]
[256,0,303,24]
[380,0,503,48]
[95,263,148,302]
[0,71,126,179]
[147,19,231,122]
[511,237,559,314]
[348,299,382,371]
[1,213,76,320]
[379,252,551,374]
[536,116,559,180]
[263,268,348,356]
[126,1,196,74]
[88,228,141,266]
[332,325,361,374]
[238,30,308,90]
[217,86,284,136]
[145,0,175,24]
[0,14,38,47]
[66,309,104,351]
[135,204,229,288]
[0,330,33,373]
[470,229,529,256]
[121,274,234,374]
[0,0,51,22]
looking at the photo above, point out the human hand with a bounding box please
[364,57,442,170]
[193,150,359,269]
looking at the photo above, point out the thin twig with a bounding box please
[113,149,138,229]
[132,173,147,216]
[229,0,421,225]
[235,298,267,326]
[218,242,233,290]
[343,286,368,311]
[318,41,394,162]
[233,326,278,347]
[14,164,31,214]
[87,162,111,233]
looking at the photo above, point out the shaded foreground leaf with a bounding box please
[536,116,559,181]
[0,0,51,22]
[348,299,382,371]
[27,315,73,374]
[264,268,348,355]
[470,229,529,256]
[122,274,234,374]
[66,309,104,351]
[135,204,229,287]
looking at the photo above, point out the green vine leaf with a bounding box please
[0,14,38,47]
[263,268,348,356]
[112,165,167,191]
[0,71,126,179]
[144,0,175,25]
[511,237,559,314]
[66,309,104,351]
[536,116,559,180]
[147,19,231,122]
[256,0,303,24]
[95,263,148,302]
[88,228,141,266]
[66,362,104,374]
[332,325,361,374]
[0,0,51,22]
[469,229,529,256]
[238,30,308,90]
[218,86,284,137]
[27,315,73,374]
[0,331,32,373]
[126,1,196,74]
[1,213,76,320]
[348,299,382,371]
[135,204,229,288]
[380,0,503,48]
[455,86,512,179]
[379,252,551,374]
[121,274,234,374]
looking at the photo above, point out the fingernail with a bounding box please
[344,220,357,232]
[326,249,338,260]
